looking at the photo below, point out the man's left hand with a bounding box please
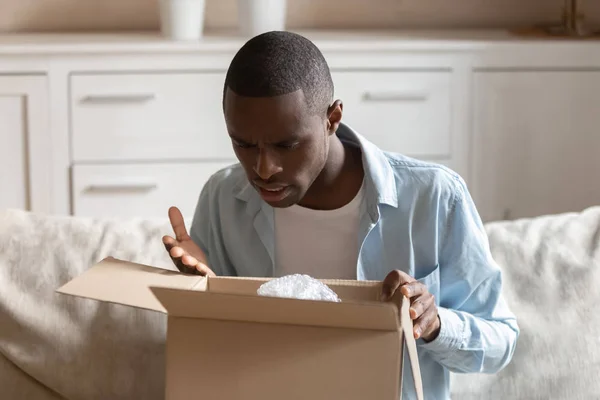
[380,270,441,342]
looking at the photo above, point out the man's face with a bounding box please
[223,88,334,208]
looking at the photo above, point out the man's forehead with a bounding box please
[224,88,315,134]
[224,88,307,113]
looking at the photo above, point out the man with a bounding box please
[162,31,519,399]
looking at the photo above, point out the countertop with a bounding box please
[1,29,599,55]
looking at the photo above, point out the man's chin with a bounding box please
[263,194,299,209]
[267,199,297,208]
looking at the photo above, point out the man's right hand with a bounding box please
[162,206,215,276]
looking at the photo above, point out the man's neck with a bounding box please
[299,136,364,210]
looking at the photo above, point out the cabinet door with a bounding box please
[71,162,235,219]
[0,76,49,212]
[473,71,600,222]
[70,72,233,162]
[331,70,452,159]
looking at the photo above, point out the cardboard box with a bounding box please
[57,257,423,400]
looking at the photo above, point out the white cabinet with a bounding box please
[2,32,598,221]
[0,76,50,212]
[70,72,233,162]
[472,71,600,222]
[67,70,238,219]
[331,71,452,159]
[72,162,234,219]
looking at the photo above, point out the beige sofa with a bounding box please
[1,207,599,399]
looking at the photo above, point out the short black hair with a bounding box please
[223,31,334,115]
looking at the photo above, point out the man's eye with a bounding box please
[234,141,253,149]
[278,142,299,150]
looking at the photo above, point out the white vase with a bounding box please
[237,0,287,37]
[159,0,206,41]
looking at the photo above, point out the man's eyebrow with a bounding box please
[229,131,304,146]
[229,134,250,143]
[272,138,300,146]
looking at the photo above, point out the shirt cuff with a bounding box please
[418,307,466,354]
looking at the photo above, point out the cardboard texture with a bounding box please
[57,257,423,400]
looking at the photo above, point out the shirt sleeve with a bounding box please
[189,179,223,277]
[419,174,520,374]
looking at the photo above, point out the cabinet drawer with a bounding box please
[70,72,234,162]
[72,162,235,219]
[331,71,452,157]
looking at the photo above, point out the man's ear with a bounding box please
[326,100,343,135]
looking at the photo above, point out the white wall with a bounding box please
[1,0,598,32]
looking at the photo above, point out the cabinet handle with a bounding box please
[362,91,428,102]
[84,183,158,193]
[80,94,156,104]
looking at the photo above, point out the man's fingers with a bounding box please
[171,254,200,275]
[162,235,176,245]
[165,207,212,277]
[168,206,190,242]
[413,307,437,340]
[409,293,435,320]
[195,262,216,277]
[181,254,199,267]
[381,270,415,301]
[402,281,427,299]
[162,235,176,249]
[170,246,185,259]
[181,255,215,277]
[181,254,205,272]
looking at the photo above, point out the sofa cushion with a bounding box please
[451,206,600,399]
[0,209,179,400]
[0,351,63,400]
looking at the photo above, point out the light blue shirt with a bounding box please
[190,123,519,400]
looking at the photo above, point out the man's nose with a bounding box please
[254,148,283,180]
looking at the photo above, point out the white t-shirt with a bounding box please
[274,180,365,279]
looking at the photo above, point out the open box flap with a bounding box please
[149,286,400,331]
[399,293,424,399]
[56,257,206,313]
